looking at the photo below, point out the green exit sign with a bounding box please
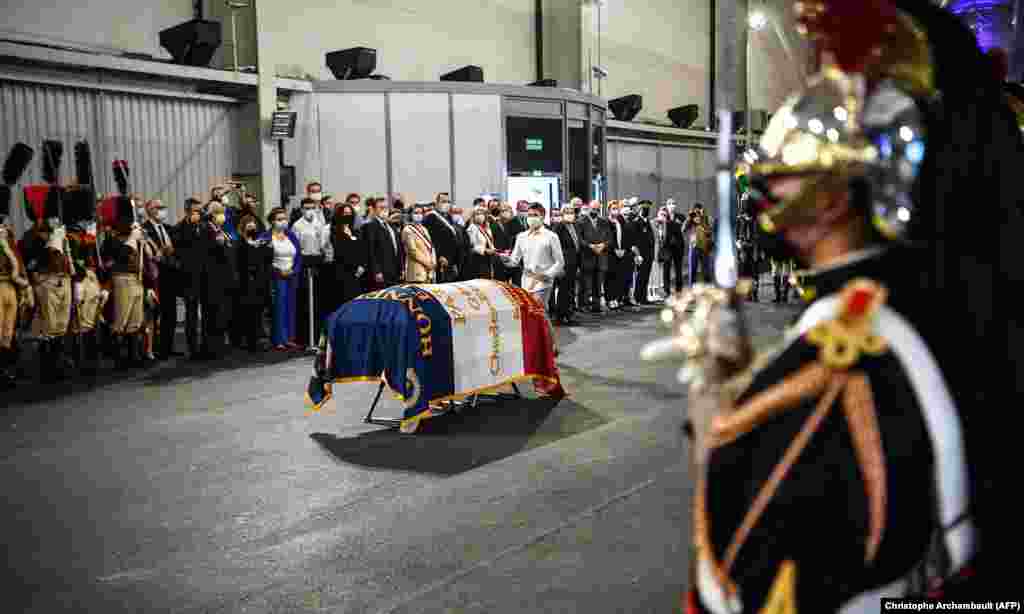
[525,138,543,151]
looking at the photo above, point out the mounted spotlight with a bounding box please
[667,105,699,129]
[441,65,484,82]
[326,47,377,80]
[608,95,642,121]
[159,19,222,67]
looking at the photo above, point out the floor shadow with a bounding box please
[555,363,686,402]
[310,396,610,476]
[138,349,310,386]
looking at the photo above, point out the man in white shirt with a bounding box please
[502,203,565,314]
[290,197,329,348]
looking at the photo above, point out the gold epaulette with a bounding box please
[804,278,889,370]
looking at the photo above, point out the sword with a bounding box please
[714,111,738,289]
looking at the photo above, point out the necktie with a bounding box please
[384,219,397,253]
[568,224,578,248]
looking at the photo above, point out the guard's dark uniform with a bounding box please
[664,1,1019,611]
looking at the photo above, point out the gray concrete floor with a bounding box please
[1,300,801,614]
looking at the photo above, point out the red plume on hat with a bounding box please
[795,0,900,73]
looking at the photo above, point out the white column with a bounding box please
[255,1,280,212]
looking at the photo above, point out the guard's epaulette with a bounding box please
[804,278,890,370]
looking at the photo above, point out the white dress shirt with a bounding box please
[291,216,328,257]
[272,235,296,273]
[505,226,565,292]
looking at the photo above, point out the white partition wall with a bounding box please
[317,93,388,198]
[452,94,503,205]
[388,93,452,203]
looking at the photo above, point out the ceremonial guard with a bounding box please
[734,191,763,301]
[644,0,1017,609]
[101,195,148,368]
[0,143,35,387]
[21,141,75,381]
[65,141,108,375]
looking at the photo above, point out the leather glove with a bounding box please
[355,266,365,278]
[634,255,643,265]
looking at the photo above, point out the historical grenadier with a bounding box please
[101,196,147,368]
[66,141,108,375]
[21,140,76,381]
[644,1,1016,610]
[734,192,763,302]
[0,143,35,387]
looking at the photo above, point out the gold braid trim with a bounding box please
[722,372,848,574]
[710,361,833,448]
[842,373,887,564]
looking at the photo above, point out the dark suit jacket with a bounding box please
[577,216,611,272]
[199,223,239,329]
[173,219,205,298]
[363,216,403,282]
[142,220,180,280]
[554,222,581,277]
[422,212,459,271]
[630,216,654,259]
[664,213,685,253]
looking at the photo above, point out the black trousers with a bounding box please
[184,296,201,354]
[200,300,228,357]
[157,268,180,356]
[555,269,577,318]
[580,267,604,309]
[664,249,684,293]
[635,254,653,303]
[295,261,323,347]
[613,258,634,302]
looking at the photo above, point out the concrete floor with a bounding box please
[1,300,801,614]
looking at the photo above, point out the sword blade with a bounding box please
[714,110,738,288]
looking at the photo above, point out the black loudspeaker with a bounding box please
[326,47,377,80]
[529,79,559,87]
[667,105,699,129]
[608,95,642,121]
[159,19,222,67]
[441,65,483,82]
[732,111,747,132]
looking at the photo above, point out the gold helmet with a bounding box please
[740,2,937,240]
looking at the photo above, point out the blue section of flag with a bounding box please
[311,285,455,420]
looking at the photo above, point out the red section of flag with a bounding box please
[23,185,50,220]
[499,283,563,397]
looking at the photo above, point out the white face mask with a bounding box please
[412,214,424,224]
[155,209,168,222]
[274,220,288,231]
[438,202,451,212]
[354,204,366,216]
[666,205,676,212]
[451,215,464,225]
[526,216,543,228]
[308,193,323,202]
[303,209,316,221]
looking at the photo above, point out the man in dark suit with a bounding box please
[174,198,204,358]
[631,200,656,305]
[142,199,184,359]
[553,207,581,325]
[363,196,403,289]
[662,198,685,293]
[448,206,471,281]
[422,195,460,282]
[577,200,611,313]
[605,201,635,310]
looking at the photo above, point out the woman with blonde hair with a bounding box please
[465,205,498,280]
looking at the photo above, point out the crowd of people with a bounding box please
[0,175,803,388]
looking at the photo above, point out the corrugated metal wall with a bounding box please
[607,138,718,216]
[1,80,240,234]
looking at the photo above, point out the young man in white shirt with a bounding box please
[502,203,565,313]
[290,197,329,348]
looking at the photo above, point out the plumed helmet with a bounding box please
[741,0,936,239]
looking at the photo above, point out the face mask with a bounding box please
[213,214,226,226]
[355,205,366,216]
[155,209,168,222]
[526,216,543,228]
[339,214,355,226]
[85,222,98,236]
[657,215,667,223]
[452,215,464,225]
[273,220,287,231]
[666,205,676,212]
[439,202,451,212]
[309,193,323,202]
[303,210,316,222]
[412,214,424,223]
[47,217,62,229]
